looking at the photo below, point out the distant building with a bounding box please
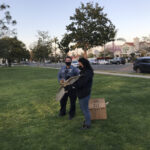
[68,37,150,58]
[134,37,140,50]
[105,43,122,57]
[121,42,136,57]
[120,37,150,57]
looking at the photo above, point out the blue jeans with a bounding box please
[79,95,91,126]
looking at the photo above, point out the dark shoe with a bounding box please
[69,115,74,120]
[59,112,66,117]
[80,125,91,130]
[83,120,85,125]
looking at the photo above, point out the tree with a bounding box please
[99,50,113,58]
[116,38,126,42]
[145,47,150,52]
[0,37,30,66]
[88,53,94,58]
[58,34,72,60]
[142,35,150,42]
[66,2,116,58]
[130,53,136,62]
[32,31,52,62]
[0,3,17,37]
[52,37,59,62]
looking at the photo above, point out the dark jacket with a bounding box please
[72,69,94,99]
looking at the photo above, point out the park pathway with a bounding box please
[35,65,150,79]
[94,71,150,79]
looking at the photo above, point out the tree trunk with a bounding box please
[66,51,70,56]
[103,44,106,60]
[83,50,87,59]
[8,59,12,67]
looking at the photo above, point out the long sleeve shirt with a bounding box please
[72,69,94,99]
[58,65,79,82]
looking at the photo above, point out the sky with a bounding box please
[2,0,150,48]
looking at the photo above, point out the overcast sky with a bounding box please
[3,0,150,47]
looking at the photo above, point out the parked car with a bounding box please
[45,60,51,64]
[98,59,109,65]
[133,57,150,73]
[88,58,98,65]
[20,61,30,65]
[110,57,126,64]
[72,60,79,67]
[0,63,6,66]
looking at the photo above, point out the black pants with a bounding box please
[60,89,77,117]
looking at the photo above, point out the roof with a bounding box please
[124,42,134,46]
[139,42,150,46]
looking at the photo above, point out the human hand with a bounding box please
[60,79,64,85]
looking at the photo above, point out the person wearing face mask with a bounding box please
[65,57,94,129]
[58,56,79,120]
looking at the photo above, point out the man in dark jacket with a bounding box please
[58,56,79,120]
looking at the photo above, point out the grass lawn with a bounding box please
[0,66,150,150]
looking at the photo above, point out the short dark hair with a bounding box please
[65,56,72,61]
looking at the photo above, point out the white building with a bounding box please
[121,42,136,56]
[121,37,150,57]
[68,37,150,58]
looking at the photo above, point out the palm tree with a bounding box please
[112,37,126,56]
[52,37,59,62]
[116,38,126,42]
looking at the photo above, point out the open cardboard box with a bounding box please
[89,98,107,120]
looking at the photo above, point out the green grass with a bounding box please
[0,66,150,150]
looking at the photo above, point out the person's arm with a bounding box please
[65,71,92,91]
[73,67,80,76]
[73,70,93,89]
[58,67,66,86]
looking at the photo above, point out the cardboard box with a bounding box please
[89,98,107,120]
